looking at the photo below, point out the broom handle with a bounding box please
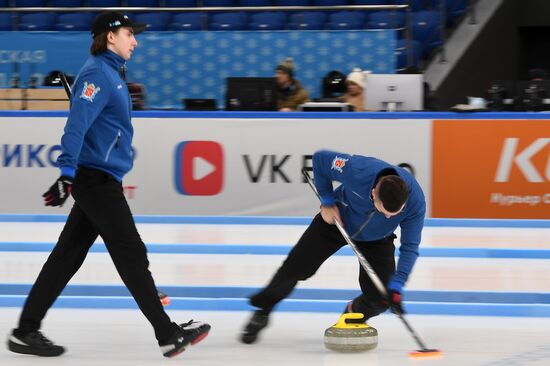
[301,168,431,351]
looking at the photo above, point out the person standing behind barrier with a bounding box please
[341,67,367,112]
[275,57,310,111]
[6,11,210,359]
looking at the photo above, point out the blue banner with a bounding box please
[0,30,396,109]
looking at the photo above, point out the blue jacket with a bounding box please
[57,50,134,182]
[312,150,426,293]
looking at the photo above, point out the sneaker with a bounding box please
[240,311,269,344]
[7,329,65,357]
[158,291,171,307]
[160,320,210,358]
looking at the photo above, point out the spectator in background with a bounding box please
[340,68,366,112]
[275,58,309,111]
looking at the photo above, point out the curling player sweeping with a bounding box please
[240,150,441,358]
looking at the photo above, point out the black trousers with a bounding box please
[250,214,396,320]
[17,167,177,342]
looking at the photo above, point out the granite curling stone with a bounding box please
[324,313,378,352]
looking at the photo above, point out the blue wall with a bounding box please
[0,30,396,109]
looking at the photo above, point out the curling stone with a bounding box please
[324,313,378,352]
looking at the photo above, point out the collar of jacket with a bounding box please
[97,50,126,73]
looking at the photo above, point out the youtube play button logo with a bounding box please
[175,141,224,195]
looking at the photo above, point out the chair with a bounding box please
[288,11,326,30]
[366,10,406,29]
[314,0,349,5]
[209,12,248,30]
[249,11,286,30]
[52,0,85,6]
[431,0,468,25]
[389,0,431,12]
[0,13,13,31]
[17,13,56,31]
[55,12,94,31]
[351,0,387,4]
[275,0,310,5]
[327,11,366,30]
[411,10,442,57]
[202,0,238,6]
[88,0,121,7]
[395,39,420,70]
[127,0,161,6]
[134,12,171,31]
[14,0,48,6]
[170,12,204,30]
[239,0,272,6]
[165,0,197,6]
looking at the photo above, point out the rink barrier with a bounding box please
[0,214,548,228]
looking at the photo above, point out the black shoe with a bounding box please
[342,301,366,324]
[241,311,269,344]
[7,329,65,357]
[159,320,211,358]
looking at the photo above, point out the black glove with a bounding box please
[42,176,73,207]
[384,290,405,315]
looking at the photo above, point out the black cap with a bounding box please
[91,11,147,39]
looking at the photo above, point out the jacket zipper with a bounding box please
[351,209,375,240]
[105,130,121,162]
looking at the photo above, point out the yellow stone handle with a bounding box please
[335,313,364,328]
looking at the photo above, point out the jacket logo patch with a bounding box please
[331,156,348,173]
[80,82,101,102]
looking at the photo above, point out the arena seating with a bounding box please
[327,10,366,30]
[52,0,85,6]
[13,0,48,6]
[88,0,121,6]
[165,0,197,6]
[239,0,272,6]
[17,12,56,30]
[55,12,94,30]
[0,0,469,70]
[209,11,249,30]
[366,10,406,29]
[249,11,286,30]
[127,0,161,7]
[1,0,466,36]
[395,38,421,69]
[0,12,11,30]
[170,11,204,30]
[288,11,326,30]
[134,11,171,30]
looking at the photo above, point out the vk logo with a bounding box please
[174,141,224,196]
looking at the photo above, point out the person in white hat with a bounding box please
[341,68,367,112]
